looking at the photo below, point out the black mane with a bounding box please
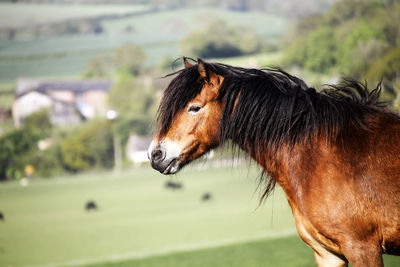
[158,61,388,144]
[157,61,391,198]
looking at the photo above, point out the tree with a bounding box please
[283,26,337,73]
[335,21,384,73]
[113,42,146,75]
[366,46,400,101]
[304,27,337,72]
[181,19,261,58]
[108,69,156,143]
[283,0,399,77]
[325,0,370,25]
[82,54,113,78]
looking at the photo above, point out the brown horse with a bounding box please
[148,58,400,267]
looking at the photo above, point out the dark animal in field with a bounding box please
[148,57,400,267]
[164,180,183,190]
[201,192,212,201]
[0,212,4,221]
[85,201,98,211]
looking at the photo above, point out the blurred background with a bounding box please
[0,0,399,266]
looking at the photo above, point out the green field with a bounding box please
[88,237,400,267]
[0,164,297,266]
[1,163,400,266]
[89,235,315,267]
[0,3,151,28]
[0,5,288,84]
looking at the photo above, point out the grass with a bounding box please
[89,235,315,267]
[88,236,400,267]
[0,164,297,267]
[0,85,13,108]
[0,48,104,83]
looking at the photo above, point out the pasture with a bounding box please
[0,5,287,84]
[0,3,151,28]
[89,237,400,267]
[0,163,297,266]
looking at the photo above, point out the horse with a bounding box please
[147,57,400,267]
[201,192,212,202]
[165,180,183,190]
[85,201,98,211]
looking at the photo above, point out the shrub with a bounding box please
[0,109,53,180]
[23,108,52,140]
[60,120,114,173]
[31,144,63,178]
[0,128,39,180]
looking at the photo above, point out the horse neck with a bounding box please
[236,137,316,206]
[235,140,287,179]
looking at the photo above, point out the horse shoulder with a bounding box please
[277,116,400,259]
[368,113,400,255]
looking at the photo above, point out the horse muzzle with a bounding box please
[148,142,181,174]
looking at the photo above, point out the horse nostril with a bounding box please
[151,148,165,162]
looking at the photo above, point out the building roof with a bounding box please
[15,78,112,97]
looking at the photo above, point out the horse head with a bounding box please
[148,58,224,174]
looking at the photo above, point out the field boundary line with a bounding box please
[24,229,297,267]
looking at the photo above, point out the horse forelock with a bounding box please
[157,66,204,137]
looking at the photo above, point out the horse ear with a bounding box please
[197,58,222,98]
[183,57,192,68]
[197,58,208,81]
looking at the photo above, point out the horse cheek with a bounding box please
[206,103,222,145]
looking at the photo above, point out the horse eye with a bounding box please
[188,105,201,114]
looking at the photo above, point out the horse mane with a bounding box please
[217,67,388,152]
[157,60,392,199]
